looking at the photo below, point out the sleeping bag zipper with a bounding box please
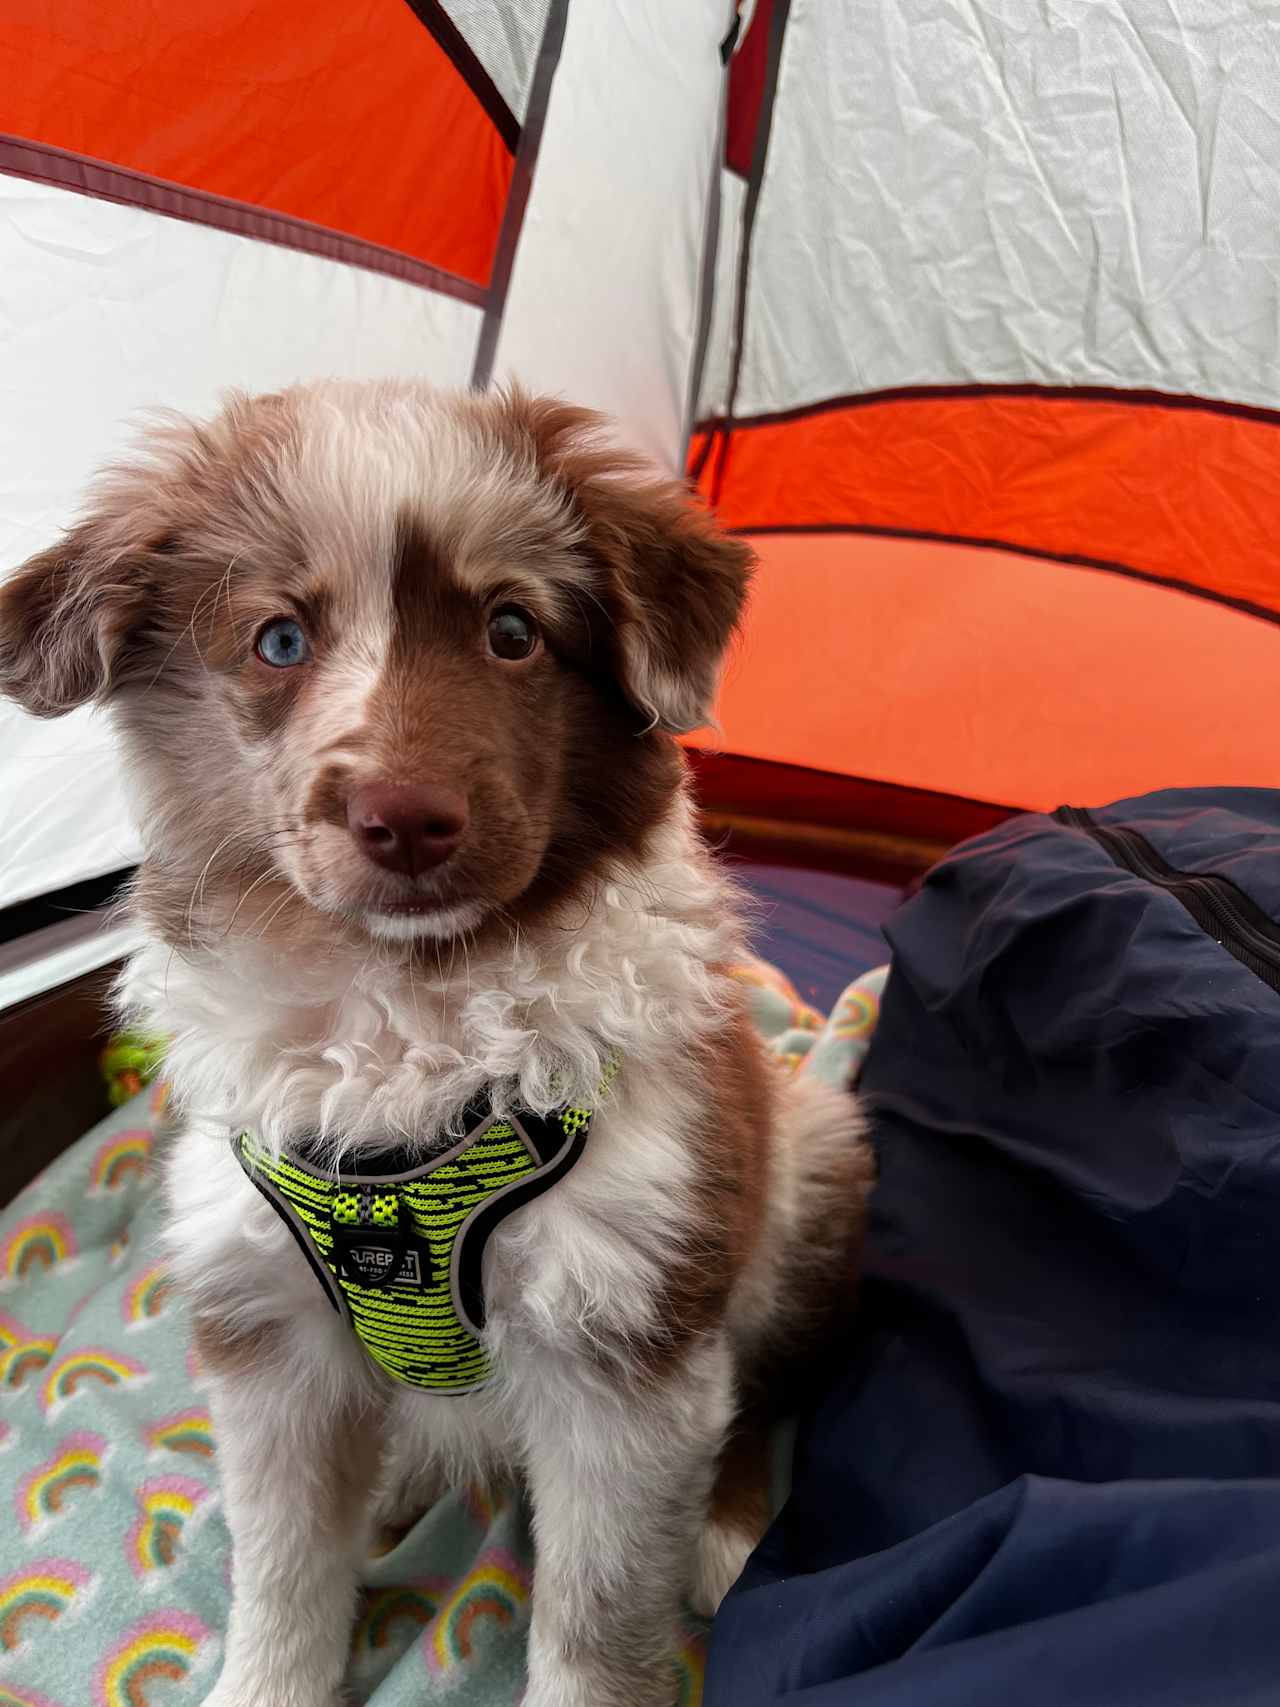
[1053,806,1280,995]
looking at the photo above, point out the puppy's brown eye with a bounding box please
[487,606,539,661]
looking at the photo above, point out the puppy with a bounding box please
[0,382,873,1707]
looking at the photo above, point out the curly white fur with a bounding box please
[118,798,742,1163]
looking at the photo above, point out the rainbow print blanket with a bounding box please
[0,961,886,1707]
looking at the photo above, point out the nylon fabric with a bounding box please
[691,392,1280,621]
[707,786,1280,1706]
[717,0,1280,420]
[438,0,551,126]
[490,0,728,465]
[687,530,1280,810]
[0,0,513,284]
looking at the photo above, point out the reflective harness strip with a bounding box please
[234,1087,603,1395]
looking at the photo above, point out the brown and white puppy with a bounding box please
[0,381,873,1707]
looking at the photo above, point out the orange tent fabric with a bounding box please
[689,387,1280,814]
[691,390,1280,623]
[687,3,1280,823]
[0,0,512,285]
[687,530,1280,813]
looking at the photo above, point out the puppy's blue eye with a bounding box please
[256,618,311,668]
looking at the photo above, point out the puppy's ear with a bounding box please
[0,513,168,718]
[501,391,754,733]
[0,401,259,719]
[588,470,754,736]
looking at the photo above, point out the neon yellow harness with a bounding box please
[234,1084,605,1395]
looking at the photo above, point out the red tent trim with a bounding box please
[691,0,792,494]
[0,132,486,304]
[696,381,1280,433]
[687,751,1015,879]
[724,0,782,178]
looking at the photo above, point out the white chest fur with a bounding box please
[134,821,738,1467]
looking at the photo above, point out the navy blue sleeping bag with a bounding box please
[708,788,1280,1707]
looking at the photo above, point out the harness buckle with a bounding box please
[330,1189,431,1292]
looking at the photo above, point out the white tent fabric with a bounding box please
[707,0,1280,422]
[0,177,484,909]
[695,167,746,425]
[492,0,732,465]
[439,0,553,126]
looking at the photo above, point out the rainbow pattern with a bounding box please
[16,1432,106,1532]
[0,1313,57,1392]
[93,1610,210,1706]
[89,1132,153,1194]
[729,959,824,1033]
[126,1476,210,1578]
[0,1559,90,1652]
[144,1408,214,1458]
[122,1265,172,1328]
[0,1685,63,1707]
[41,1348,146,1416]
[425,1549,530,1672]
[832,983,882,1041]
[354,1581,447,1652]
[1,1214,76,1282]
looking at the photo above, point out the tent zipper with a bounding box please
[1053,805,1280,995]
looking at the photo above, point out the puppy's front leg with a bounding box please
[522,1335,734,1707]
[195,1318,385,1707]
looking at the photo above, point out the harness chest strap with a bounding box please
[234,1087,604,1396]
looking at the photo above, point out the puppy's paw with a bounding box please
[689,1514,757,1618]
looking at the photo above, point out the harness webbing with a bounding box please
[234,1083,605,1394]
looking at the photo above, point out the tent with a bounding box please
[2,6,1279,1702]
[4,1,1280,1002]
[5,0,1279,1157]
[3,1,1280,967]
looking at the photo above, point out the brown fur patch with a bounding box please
[708,1405,771,1545]
[621,998,776,1385]
[190,1314,280,1378]
[306,763,354,831]
[489,389,754,734]
[335,513,686,934]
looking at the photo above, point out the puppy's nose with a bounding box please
[346,783,469,877]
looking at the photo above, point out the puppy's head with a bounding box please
[0,383,752,945]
